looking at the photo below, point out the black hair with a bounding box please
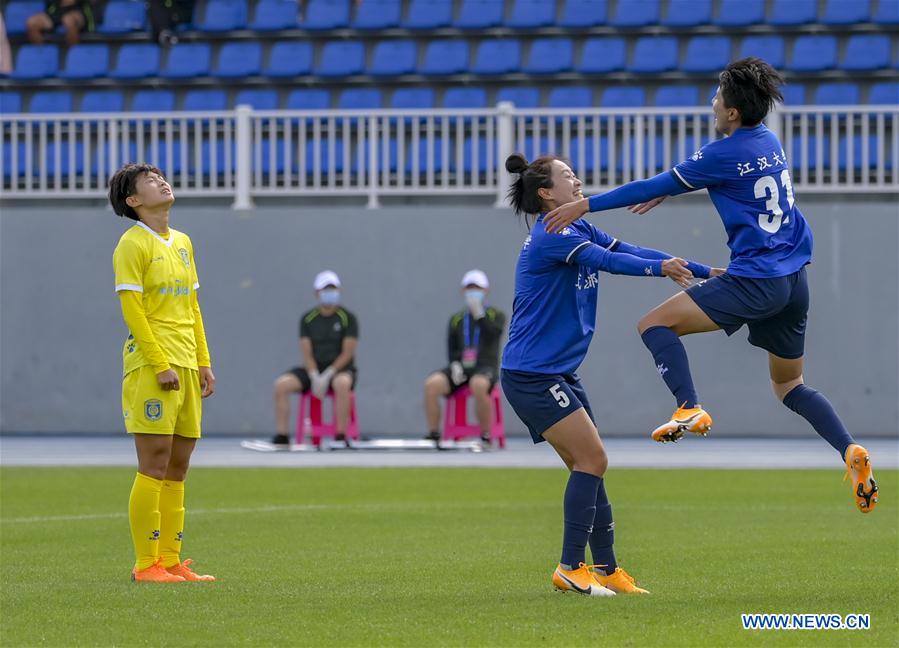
[108,163,165,221]
[718,57,785,127]
[505,153,561,218]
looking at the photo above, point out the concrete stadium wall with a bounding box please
[1,196,897,439]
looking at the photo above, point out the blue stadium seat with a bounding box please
[821,0,869,24]
[472,40,521,75]
[873,0,899,23]
[839,135,888,172]
[250,0,298,29]
[842,35,890,71]
[183,90,228,111]
[353,0,401,29]
[869,82,899,105]
[576,37,626,73]
[98,1,146,33]
[788,36,837,72]
[781,84,805,106]
[506,0,555,27]
[558,0,607,26]
[11,45,58,80]
[369,40,417,76]
[3,142,29,178]
[265,41,313,77]
[44,140,86,176]
[338,89,383,109]
[0,91,22,114]
[4,1,44,35]
[286,89,331,109]
[80,90,125,112]
[739,35,785,68]
[682,36,730,73]
[235,89,279,109]
[655,86,700,106]
[161,43,211,78]
[662,0,711,26]
[316,41,365,77]
[523,39,573,75]
[496,87,540,108]
[214,42,262,78]
[198,0,248,31]
[110,44,160,79]
[713,0,763,25]
[59,44,109,79]
[30,91,73,113]
[769,0,816,25]
[403,0,453,28]
[390,88,435,109]
[454,0,504,29]
[420,40,469,75]
[132,90,176,112]
[443,88,487,108]
[547,87,593,108]
[302,0,350,30]
[610,0,660,26]
[630,37,678,73]
[601,87,646,107]
[814,83,860,106]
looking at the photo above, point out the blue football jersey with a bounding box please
[501,218,618,375]
[670,124,813,278]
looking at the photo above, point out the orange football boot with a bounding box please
[844,444,878,513]
[132,561,186,583]
[165,559,216,582]
[593,567,650,594]
[651,404,713,443]
[552,563,615,597]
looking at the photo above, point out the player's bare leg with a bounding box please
[468,374,493,443]
[332,371,354,444]
[423,372,450,441]
[272,373,302,445]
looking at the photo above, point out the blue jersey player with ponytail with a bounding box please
[500,152,719,596]
[544,57,878,514]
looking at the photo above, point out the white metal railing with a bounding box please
[2,104,896,207]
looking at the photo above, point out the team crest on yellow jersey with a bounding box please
[145,399,163,421]
[179,248,191,267]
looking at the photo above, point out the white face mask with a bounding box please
[464,289,486,303]
[319,289,340,306]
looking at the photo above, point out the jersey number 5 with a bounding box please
[549,384,570,408]
[754,170,795,234]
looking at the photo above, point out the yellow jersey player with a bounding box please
[110,163,216,582]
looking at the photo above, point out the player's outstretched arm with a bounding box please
[574,243,694,288]
[613,240,713,279]
[545,172,688,233]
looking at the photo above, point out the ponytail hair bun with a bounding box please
[505,153,528,175]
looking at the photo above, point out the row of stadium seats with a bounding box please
[3,83,896,114]
[6,0,898,36]
[7,33,896,81]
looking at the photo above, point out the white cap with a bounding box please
[461,269,489,289]
[313,270,341,291]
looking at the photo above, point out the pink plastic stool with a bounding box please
[442,385,506,448]
[296,390,360,446]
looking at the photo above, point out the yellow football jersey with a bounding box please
[113,221,200,375]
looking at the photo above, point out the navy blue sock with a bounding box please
[588,478,617,575]
[782,384,855,457]
[560,471,600,570]
[640,326,699,409]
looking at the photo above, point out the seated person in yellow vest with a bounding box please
[271,271,359,446]
[424,270,506,443]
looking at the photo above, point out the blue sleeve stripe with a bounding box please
[566,241,591,264]
[670,167,694,190]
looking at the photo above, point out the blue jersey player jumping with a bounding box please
[500,152,719,596]
[544,57,878,515]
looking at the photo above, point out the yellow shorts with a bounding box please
[122,365,202,438]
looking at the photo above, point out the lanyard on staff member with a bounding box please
[461,313,480,369]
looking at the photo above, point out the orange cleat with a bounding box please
[132,561,186,583]
[844,444,878,513]
[165,559,216,582]
[593,567,650,594]
[552,563,615,597]
[651,405,713,443]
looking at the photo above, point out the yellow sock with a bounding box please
[158,479,185,568]
[129,472,162,571]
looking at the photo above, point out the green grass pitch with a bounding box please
[1,466,897,646]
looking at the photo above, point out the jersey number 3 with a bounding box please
[754,169,795,234]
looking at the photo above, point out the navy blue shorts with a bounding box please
[685,267,809,359]
[500,369,596,444]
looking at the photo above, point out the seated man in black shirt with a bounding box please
[272,271,359,446]
[424,270,506,443]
